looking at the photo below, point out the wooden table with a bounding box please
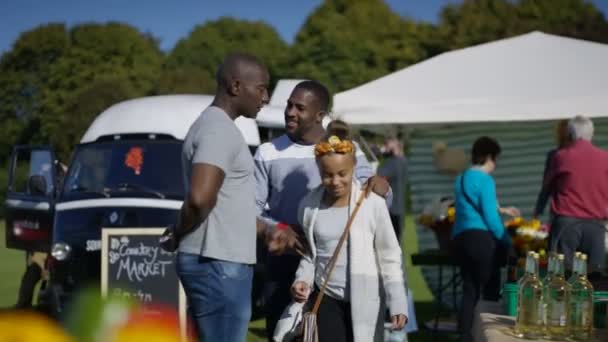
[473,301,608,342]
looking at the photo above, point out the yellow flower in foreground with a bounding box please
[0,311,73,342]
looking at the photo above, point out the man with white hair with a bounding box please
[543,115,608,273]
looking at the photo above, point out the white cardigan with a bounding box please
[295,181,408,342]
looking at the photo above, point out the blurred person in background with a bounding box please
[533,119,571,219]
[378,137,408,242]
[543,115,608,274]
[15,252,48,309]
[452,136,519,342]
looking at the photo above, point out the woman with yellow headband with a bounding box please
[288,134,408,342]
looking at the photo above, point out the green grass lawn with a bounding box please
[0,217,454,341]
[0,221,25,308]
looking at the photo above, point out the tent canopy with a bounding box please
[333,32,608,125]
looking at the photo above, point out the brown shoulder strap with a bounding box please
[311,186,370,315]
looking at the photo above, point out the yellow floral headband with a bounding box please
[314,136,355,157]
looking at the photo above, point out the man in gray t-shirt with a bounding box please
[180,105,257,264]
[174,54,269,342]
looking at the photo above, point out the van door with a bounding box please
[5,146,59,252]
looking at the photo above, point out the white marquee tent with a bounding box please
[332,32,608,310]
[333,31,608,125]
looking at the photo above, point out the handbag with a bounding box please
[300,186,370,342]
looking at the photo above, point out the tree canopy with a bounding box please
[1,0,607,164]
[286,0,436,93]
[162,17,288,93]
[0,22,163,160]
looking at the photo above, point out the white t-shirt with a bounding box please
[313,204,350,301]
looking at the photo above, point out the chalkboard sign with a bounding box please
[101,228,187,338]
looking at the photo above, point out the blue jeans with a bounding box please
[176,253,253,342]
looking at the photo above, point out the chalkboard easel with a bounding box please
[101,228,188,340]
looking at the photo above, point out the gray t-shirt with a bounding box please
[312,205,349,301]
[178,106,257,264]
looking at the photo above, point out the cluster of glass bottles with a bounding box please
[514,251,594,340]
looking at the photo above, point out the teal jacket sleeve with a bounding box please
[479,176,510,244]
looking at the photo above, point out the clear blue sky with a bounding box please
[1,0,607,53]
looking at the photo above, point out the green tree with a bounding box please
[438,0,519,49]
[515,0,608,43]
[52,78,136,160]
[36,23,163,157]
[0,23,163,160]
[0,24,70,160]
[438,0,608,49]
[163,17,288,93]
[288,0,431,93]
[155,67,216,95]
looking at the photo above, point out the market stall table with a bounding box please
[473,301,608,342]
[411,249,460,339]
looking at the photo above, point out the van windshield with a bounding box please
[62,140,184,200]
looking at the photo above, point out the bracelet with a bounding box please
[276,222,289,231]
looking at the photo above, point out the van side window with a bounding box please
[10,149,54,195]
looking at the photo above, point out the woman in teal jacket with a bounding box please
[452,136,519,342]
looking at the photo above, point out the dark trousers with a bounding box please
[264,254,301,341]
[550,215,606,272]
[483,241,508,301]
[313,292,354,342]
[390,214,404,242]
[453,230,497,342]
[16,262,42,308]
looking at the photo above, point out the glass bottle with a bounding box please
[515,252,543,339]
[569,253,594,341]
[542,253,556,329]
[545,254,570,340]
[567,251,582,285]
